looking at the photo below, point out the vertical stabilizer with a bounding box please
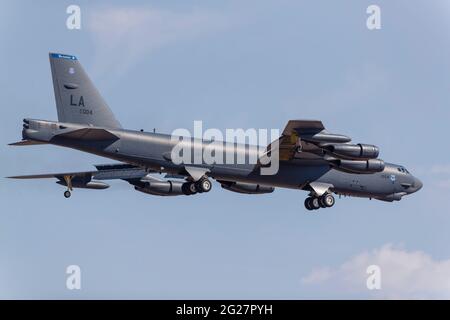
[49,53,121,129]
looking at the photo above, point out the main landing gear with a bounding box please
[304,193,335,211]
[182,177,212,195]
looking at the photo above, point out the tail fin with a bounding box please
[49,53,121,129]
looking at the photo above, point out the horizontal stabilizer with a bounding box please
[55,128,119,141]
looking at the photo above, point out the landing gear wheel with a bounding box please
[196,178,212,193]
[188,182,197,194]
[64,190,71,198]
[310,197,321,210]
[318,196,327,208]
[304,197,313,210]
[182,182,197,195]
[322,193,335,207]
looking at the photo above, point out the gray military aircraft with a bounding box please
[8,53,422,210]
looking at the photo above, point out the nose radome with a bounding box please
[414,177,423,192]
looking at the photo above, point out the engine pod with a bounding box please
[333,159,385,173]
[220,181,274,194]
[324,143,379,160]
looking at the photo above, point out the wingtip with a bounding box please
[8,140,47,146]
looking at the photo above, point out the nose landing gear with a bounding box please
[305,193,335,211]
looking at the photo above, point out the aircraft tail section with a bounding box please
[49,53,122,129]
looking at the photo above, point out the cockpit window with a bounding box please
[397,167,409,174]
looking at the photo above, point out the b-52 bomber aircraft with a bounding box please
[8,53,422,211]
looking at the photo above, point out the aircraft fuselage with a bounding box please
[22,118,422,202]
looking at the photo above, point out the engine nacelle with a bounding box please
[220,181,274,194]
[57,180,110,189]
[135,180,185,196]
[324,143,379,160]
[333,159,385,173]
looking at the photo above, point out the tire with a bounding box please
[64,190,71,198]
[310,197,320,210]
[304,197,313,210]
[188,182,197,194]
[182,182,197,195]
[318,196,327,208]
[323,193,335,207]
[181,183,190,195]
[195,178,212,193]
[199,178,212,192]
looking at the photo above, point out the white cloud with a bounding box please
[301,244,450,299]
[87,6,232,77]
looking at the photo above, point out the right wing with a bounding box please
[261,120,385,174]
[264,120,351,161]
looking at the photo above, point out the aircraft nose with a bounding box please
[413,177,423,192]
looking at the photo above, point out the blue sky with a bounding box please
[1,0,450,298]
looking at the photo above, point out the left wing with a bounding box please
[7,163,149,181]
[7,163,155,193]
[7,162,201,197]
